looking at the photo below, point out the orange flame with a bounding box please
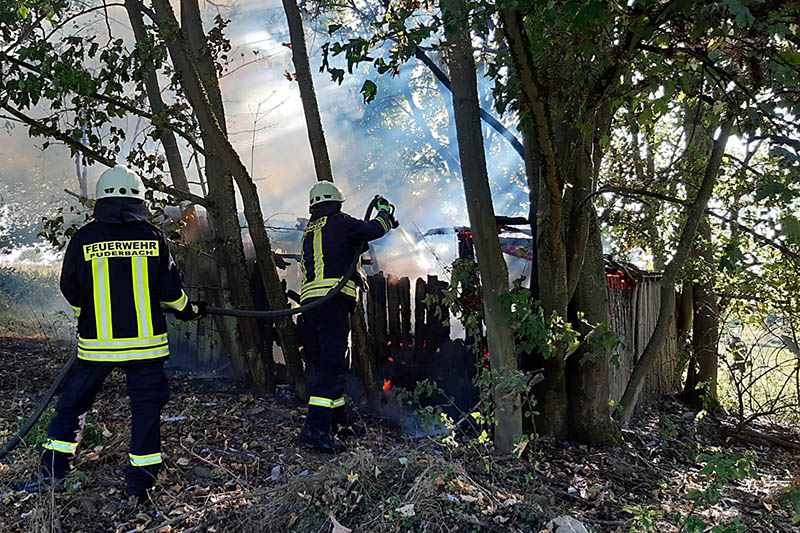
[383,379,391,392]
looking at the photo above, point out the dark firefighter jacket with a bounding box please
[300,202,391,303]
[60,198,188,364]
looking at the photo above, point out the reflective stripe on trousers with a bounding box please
[308,396,346,408]
[129,452,163,466]
[43,439,78,454]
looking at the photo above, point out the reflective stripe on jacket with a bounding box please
[60,218,186,363]
[300,203,392,303]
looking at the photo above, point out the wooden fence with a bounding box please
[607,270,680,403]
[167,249,681,405]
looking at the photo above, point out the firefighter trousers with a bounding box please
[40,358,169,496]
[302,296,353,432]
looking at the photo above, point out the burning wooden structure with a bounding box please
[166,218,681,410]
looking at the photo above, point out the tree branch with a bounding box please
[1,103,208,206]
[593,186,799,261]
[413,47,524,159]
[499,8,560,201]
[0,52,208,156]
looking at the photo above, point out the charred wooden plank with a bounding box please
[399,276,412,347]
[414,277,427,358]
[387,274,401,346]
[426,275,450,350]
[368,273,388,357]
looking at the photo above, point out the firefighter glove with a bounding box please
[175,301,207,321]
[375,197,392,212]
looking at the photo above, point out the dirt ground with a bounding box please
[1,336,798,532]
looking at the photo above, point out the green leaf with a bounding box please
[360,79,377,104]
[781,215,800,246]
[327,23,342,35]
[724,0,755,27]
[329,68,345,85]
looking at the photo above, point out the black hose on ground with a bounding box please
[0,196,394,459]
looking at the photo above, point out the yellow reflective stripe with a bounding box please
[44,439,78,454]
[300,284,356,302]
[342,287,356,298]
[161,290,188,311]
[78,334,167,348]
[70,305,81,318]
[92,259,102,337]
[375,216,389,234]
[78,345,169,358]
[129,452,162,466]
[102,258,112,338]
[301,279,356,292]
[78,349,170,363]
[132,257,154,338]
[308,396,346,408]
[313,227,324,281]
[308,396,339,408]
[92,258,112,339]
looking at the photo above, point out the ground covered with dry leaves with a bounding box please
[1,336,798,532]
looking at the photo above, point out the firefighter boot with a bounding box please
[299,424,345,454]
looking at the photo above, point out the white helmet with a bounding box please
[95,165,145,201]
[309,181,345,209]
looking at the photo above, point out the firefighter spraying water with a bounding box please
[298,182,397,453]
[4,169,398,497]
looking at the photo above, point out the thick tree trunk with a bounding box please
[183,0,307,398]
[568,210,621,443]
[500,7,570,438]
[281,0,334,182]
[618,118,733,422]
[179,0,269,391]
[124,0,265,388]
[153,0,312,395]
[443,0,522,453]
[522,127,539,297]
[684,218,720,407]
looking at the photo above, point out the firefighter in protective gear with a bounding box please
[14,165,206,499]
[299,182,395,453]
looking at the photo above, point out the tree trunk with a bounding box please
[500,7,570,439]
[155,0,308,398]
[125,0,191,200]
[443,0,522,453]
[568,210,621,443]
[123,0,267,389]
[617,118,733,422]
[521,127,539,297]
[684,218,720,407]
[281,0,334,182]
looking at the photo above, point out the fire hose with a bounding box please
[0,196,396,461]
